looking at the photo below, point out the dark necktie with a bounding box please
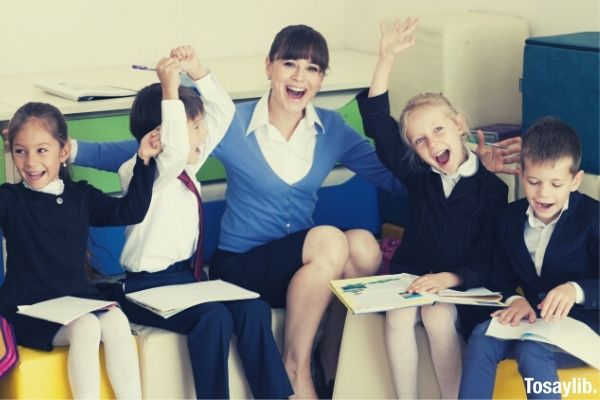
[177,170,204,281]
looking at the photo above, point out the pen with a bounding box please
[132,65,156,71]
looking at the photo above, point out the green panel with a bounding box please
[67,114,227,192]
[337,98,368,139]
[67,114,133,192]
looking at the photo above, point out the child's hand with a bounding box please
[475,130,522,175]
[137,127,162,165]
[1,127,7,146]
[378,17,419,63]
[407,272,460,294]
[156,57,182,100]
[491,297,536,326]
[538,283,576,322]
[170,45,208,81]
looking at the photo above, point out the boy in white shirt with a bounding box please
[117,46,292,399]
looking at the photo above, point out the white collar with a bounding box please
[431,148,478,179]
[23,178,64,195]
[526,197,570,228]
[246,91,323,135]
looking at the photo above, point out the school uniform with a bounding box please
[459,191,599,399]
[356,90,508,335]
[0,156,155,351]
[114,75,292,399]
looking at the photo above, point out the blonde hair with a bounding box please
[397,92,465,167]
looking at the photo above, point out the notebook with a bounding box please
[36,81,137,101]
[17,296,117,325]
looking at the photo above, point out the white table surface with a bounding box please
[0,50,377,121]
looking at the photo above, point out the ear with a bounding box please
[265,57,272,80]
[59,140,71,164]
[570,170,584,192]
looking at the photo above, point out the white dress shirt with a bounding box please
[118,74,234,272]
[247,91,323,185]
[23,179,64,195]
[506,198,584,304]
[431,149,479,198]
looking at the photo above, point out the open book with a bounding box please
[486,317,600,369]
[36,81,137,101]
[125,279,260,319]
[17,296,117,325]
[330,273,505,314]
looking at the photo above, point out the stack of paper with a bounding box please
[36,81,137,101]
[17,296,117,325]
[125,280,260,318]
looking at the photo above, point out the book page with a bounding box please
[125,280,259,318]
[17,296,116,325]
[486,317,600,369]
[329,273,436,314]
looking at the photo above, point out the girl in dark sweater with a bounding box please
[356,18,517,399]
[0,102,158,398]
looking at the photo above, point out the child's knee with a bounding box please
[192,303,234,338]
[514,341,555,369]
[421,303,457,331]
[70,313,102,344]
[386,307,418,332]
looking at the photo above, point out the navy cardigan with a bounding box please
[491,191,599,333]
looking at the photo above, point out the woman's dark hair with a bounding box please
[8,102,71,181]
[130,84,205,142]
[268,25,329,72]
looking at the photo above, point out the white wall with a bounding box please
[0,0,597,76]
[343,0,600,53]
[0,0,346,75]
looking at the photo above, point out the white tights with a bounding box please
[385,303,462,399]
[52,307,141,399]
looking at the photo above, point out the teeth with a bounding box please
[434,150,447,157]
[287,86,306,93]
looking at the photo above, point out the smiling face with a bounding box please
[186,114,208,165]
[12,118,70,189]
[404,104,468,174]
[266,58,324,118]
[521,156,583,224]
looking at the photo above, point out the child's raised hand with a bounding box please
[156,57,182,100]
[491,297,536,326]
[476,130,522,175]
[137,127,162,165]
[538,283,576,322]
[170,45,208,81]
[378,17,419,63]
[407,272,460,294]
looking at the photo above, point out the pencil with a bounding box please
[132,65,156,71]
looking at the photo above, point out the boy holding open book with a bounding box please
[459,117,599,399]
[115,46,292,399]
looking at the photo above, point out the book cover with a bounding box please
[17,296,117,325]
[125,279,260,319]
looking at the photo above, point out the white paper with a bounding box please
[486,317,600,369]
[17,296,117,325]
[125,279,259,318]
[36,81,137,101]
[439,287,501,297]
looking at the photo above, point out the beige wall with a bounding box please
[0,0,346,75]
[343,0,600,53]
[0,0,598,76]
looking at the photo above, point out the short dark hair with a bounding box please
[129,84,204,142]
[268,25,329,73]
[8,102,71,181]
[521,116,582,174]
